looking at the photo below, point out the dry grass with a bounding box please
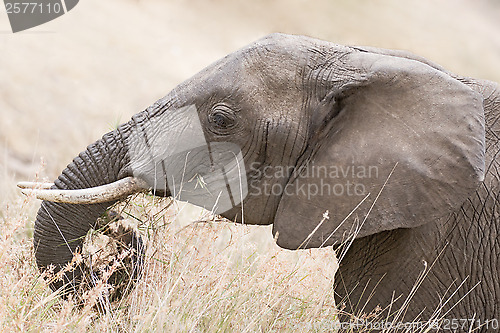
[0,190,339,332]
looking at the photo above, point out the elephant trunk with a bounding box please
[31,101,226,295]
[33,123,138,293]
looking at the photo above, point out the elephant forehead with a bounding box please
[172,35,318,100]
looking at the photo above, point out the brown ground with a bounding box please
[1,0,499,198]
[2,0,500,265]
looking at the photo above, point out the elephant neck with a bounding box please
[335,210,499,328]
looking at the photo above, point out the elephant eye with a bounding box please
[209,105,236,132]
[213,113,229,127]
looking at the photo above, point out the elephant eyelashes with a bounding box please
[208,104,237,132]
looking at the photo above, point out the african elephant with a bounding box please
[21,34,499,330]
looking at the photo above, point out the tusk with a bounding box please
[17,182,54,189]
[19,177,150,204]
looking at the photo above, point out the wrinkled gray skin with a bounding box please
[34,34,499,328]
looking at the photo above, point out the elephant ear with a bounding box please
[273,50,485,249]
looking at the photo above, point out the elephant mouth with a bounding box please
[17,176,150,204]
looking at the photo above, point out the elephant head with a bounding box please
[22,34,499,324]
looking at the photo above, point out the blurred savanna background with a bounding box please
[1,0,500,331]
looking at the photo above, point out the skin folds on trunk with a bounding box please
[33,124,133,292]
